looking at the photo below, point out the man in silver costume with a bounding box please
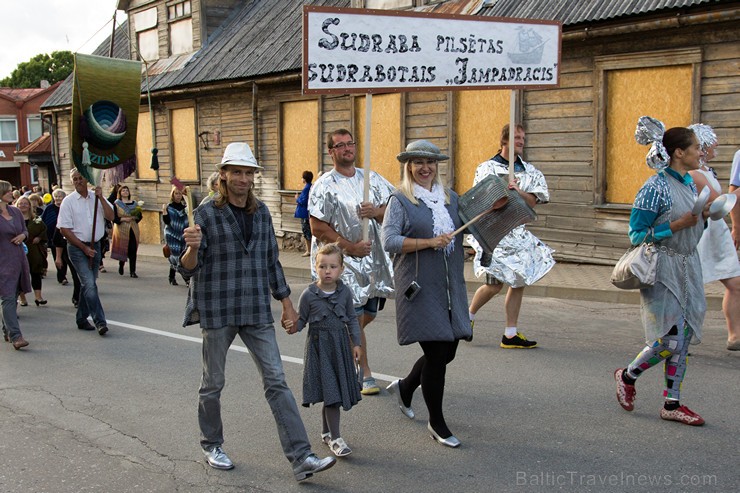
[308,129,395,395]
[467,124,554,348]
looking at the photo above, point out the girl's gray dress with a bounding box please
[297,280,362,410]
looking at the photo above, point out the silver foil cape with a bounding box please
[467,158,555,288]
[635,116,669,170]
[689,123,717,166]
[308,168,395,304]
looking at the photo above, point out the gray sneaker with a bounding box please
[202,446,234,470]
[293,453,336,481]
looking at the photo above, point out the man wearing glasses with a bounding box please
[308,129,395,396]
[467,124,554,348]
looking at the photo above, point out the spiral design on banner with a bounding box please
[84,100,127,149]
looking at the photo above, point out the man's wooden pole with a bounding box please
[89,193,99,269]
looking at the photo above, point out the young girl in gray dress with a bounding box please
[287,243,363,457]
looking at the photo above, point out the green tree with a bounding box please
[1,51,74,88]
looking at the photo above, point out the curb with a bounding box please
[136,244,723,310]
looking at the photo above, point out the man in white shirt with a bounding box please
[57,168,114,335]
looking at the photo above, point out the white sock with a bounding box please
[469,312,476,321]
[504,327,518,338]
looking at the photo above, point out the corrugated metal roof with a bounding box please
[16,133,52,155]
[0,87,51,101]
[412,0,487,14]
[145,0,350,92]
[41,21,131,109]
[478,0,723,25]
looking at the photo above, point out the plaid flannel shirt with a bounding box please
[179,200,290,329]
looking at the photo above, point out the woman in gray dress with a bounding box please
[614,120,709,426]
[0,180,31,349]
[381,140,472,448]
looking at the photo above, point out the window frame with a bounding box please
[30,165,39,185]
[137,28,159,62]
[0,117,19,143]
[167,0,191,21]
[27,115,43,143]
[593,48,702,209]
[133,6,159,62]
[167,0,193,56]
[169,17,193,56]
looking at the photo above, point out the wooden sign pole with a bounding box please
[508,90,517,183]
[362,93,372,241]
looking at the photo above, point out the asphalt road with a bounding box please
[1,256,738,493]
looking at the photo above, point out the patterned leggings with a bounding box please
[626,323,693,401]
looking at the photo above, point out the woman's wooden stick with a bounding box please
[451,195,508,236]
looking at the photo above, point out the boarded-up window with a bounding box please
[453,90,509,194]
[354,94,402,186]
[171,107,198,181]
[281,100,319,190]
[605,66,693,203]
[136,111,156,180]
[170,18,193,55]
[138,29,159,61]
[595,48,701,206]
[134,7,159,62]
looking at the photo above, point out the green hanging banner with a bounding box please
[71,53,142,186]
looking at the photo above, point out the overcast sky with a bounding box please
[0,0,125,81]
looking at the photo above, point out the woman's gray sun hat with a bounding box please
[397,140,449,163]
[218,142,263,169]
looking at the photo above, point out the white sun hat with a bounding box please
[218,142,263,169]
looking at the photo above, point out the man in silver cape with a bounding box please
[467,124,555,348]
[308,128,395,396]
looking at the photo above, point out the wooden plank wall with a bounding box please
[525,21,740,265]
[263,18,738,263]
[50,16,737,265]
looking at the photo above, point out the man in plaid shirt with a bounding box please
[180,143,335,481]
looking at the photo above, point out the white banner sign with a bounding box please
[303,6,561,94]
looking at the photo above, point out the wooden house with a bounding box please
[41,0,740,263]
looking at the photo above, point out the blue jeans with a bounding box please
[1,295,22,342]
[199,323,311,465]
[67,242,107,329]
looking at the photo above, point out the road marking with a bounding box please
[106,318,398,383]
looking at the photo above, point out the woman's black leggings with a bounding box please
[119,235,138,274]
[399,339,459,437]
[30,272,42,291]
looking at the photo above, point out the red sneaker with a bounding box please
[614,368,636,411]
[660,405,705,426]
